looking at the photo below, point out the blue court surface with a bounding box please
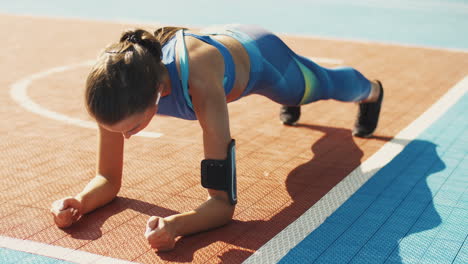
[277,94,468,264]
[0,248,73,264]
[0,0,467,263]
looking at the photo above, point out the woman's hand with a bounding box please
[145,216,177,252]
[50,197,83,228]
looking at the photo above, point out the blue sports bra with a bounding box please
[156,30,236,120]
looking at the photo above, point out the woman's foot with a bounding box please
[280,105,301,125]
[352,80,384,138]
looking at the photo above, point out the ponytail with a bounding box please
[85,28,167,125]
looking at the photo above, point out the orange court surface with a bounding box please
[1,14,468,264]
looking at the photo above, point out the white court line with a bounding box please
[9,61,163,138]
[283,32,468,54]
[0,235,139,264]
[242,76,468,264]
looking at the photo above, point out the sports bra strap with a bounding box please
[175,30,194,110]
[175,30,236,107]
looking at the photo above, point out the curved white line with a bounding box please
[9,61,163,138]
[9,57,343,139]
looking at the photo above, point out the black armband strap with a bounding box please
[201,139,237,205]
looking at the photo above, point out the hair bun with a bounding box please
[120,29,162,60]
[127,34,139,44]
[120,30,141,44]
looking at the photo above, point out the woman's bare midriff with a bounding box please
[210,35,251,102]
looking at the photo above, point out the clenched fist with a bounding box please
[50,197,82,228]
[145,216,176,252]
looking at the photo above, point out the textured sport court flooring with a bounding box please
[1,5,468,264]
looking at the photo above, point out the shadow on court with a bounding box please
[380,140,443,264]
[276,139,444,263]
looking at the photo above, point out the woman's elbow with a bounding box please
[208,189,236,220]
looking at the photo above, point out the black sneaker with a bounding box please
[352,80,384,138]
[280,105,301,126]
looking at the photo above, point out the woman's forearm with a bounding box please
[166,197,235,237]
[75,174,121,214]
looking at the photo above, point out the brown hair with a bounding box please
[85,26,186,125]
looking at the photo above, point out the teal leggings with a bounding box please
[208,24,372,106]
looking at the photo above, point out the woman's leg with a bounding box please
[293,55,372,104]
[224,25,382,133]
[274,49,383,134]
[278,55,376,125]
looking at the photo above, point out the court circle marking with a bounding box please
[9,57,343,139]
